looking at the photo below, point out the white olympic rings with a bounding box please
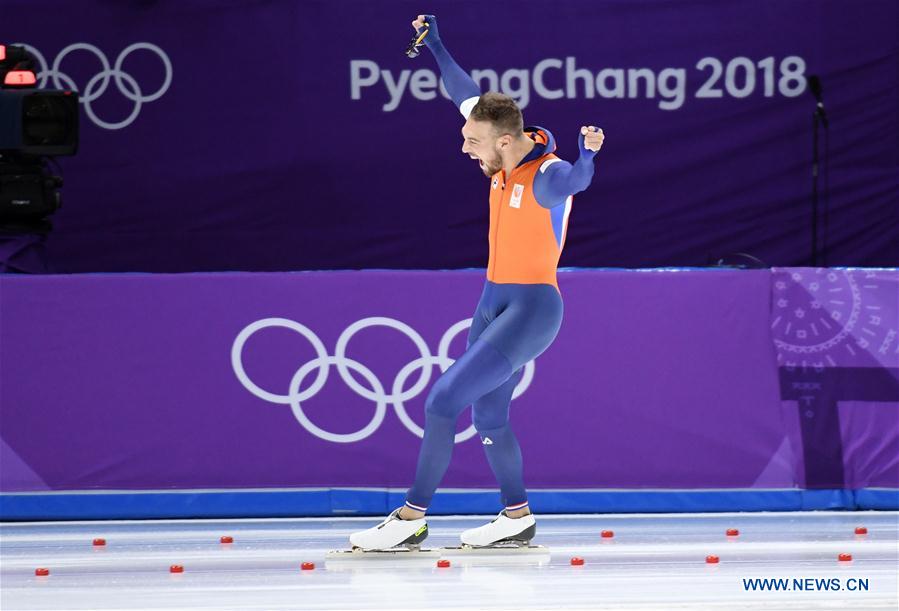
[13,42,172,130]
[231,317,535,444]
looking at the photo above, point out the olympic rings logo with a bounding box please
[13,42,172,130]
[231,317,535,444]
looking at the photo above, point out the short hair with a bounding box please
[469,92,523,137]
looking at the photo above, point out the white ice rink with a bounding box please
[2,511,897,610]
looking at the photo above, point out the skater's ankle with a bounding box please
[398,506,425,521]
[505,507,531,519]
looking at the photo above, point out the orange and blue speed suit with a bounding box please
[405,15,599,517]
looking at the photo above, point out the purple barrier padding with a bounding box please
[4,1,898,272]
[770,268,899,489]
[0,437,49,491]
[1,269,796,493]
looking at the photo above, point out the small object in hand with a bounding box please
[405,24,429,58]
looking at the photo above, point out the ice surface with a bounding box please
[2,511,897,610]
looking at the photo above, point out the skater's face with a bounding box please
[461,119,509,178]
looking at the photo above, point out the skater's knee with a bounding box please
[424,377,459,420]
[473,408,507,433]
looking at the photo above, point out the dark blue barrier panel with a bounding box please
[854,489,899,510]
[3,488,894,521]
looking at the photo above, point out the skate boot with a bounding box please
[460,510,536,548]
[349,507,429,551]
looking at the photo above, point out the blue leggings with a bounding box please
[405,281,563,512]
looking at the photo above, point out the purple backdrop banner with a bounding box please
[1,268,896,496]
[2,0,897,273]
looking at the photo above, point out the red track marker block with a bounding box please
[726,528,739,537]
[570,557,585,566]
[854,527,867,535]
[838,553,852,562]
[220,536,234,544]
[35,568,50,576]
[301,562,315,571]
[436,559,451,568]
[93,538,106,546]
[170,565,184,573]
[706,555,720,564]
[601,530,614,539]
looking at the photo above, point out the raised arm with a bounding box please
[412,15,481,118]
[534,126,605,208]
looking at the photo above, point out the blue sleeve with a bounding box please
[533,154,596,209]
[420,16,480,114]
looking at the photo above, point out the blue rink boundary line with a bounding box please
[1,488,897,520]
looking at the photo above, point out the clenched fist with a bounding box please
[410,14,441,48]
[579,125,605,154]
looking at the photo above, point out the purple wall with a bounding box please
[1,268,896,496]
[2,0,897,273]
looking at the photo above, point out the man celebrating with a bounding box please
[350,14,605,550]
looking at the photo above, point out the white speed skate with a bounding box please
[460,510,537,548]
[348,507,429,551]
